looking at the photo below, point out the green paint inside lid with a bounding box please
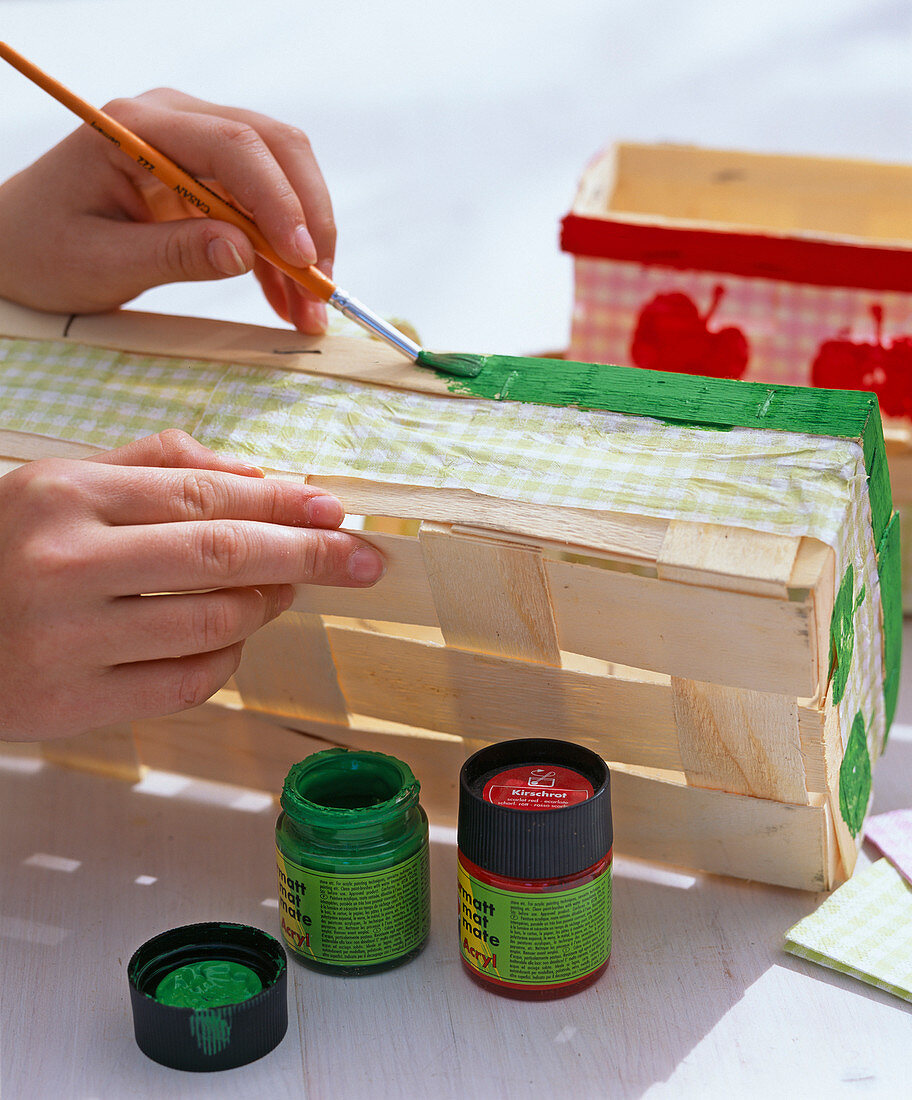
[154,960,262,1009]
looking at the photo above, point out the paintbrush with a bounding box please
[0,42,484,378]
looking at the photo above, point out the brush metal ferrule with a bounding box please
[328,289,421,361]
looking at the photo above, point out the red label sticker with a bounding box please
[482,765,594,811]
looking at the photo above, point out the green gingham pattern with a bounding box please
[0,335,888,772]
[785,858,912,1004]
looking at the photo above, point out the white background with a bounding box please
[0,0,908,355]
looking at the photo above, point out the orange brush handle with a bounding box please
[0,41,336,302]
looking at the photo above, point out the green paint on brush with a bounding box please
[839,712,872,837]
[415,350,487,378]
[155,959,262,1009]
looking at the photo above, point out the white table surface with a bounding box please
[1,625,911,1100]
[1,2,911,1096]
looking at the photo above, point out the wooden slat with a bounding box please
[797,702,829,795]
[327,623,680,770]
[670,679,807,804]
[610,765,831,890]
[233,612,350,724]
[294,528,827,695]
[789,537,836,704]
[548,557,820,695]
[291,530,437,626]
[821,702,859,883]
[582,142,912,242]
[0,430,99,462]
[131,696,832,887]
[132,699,465,826]
[0,298,461,401]
[418,522,561,664]
[290,473,668,564]
[884,448,912,505]
[41,722,141,783]
[657,520,800,598]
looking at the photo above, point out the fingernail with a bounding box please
[208,237,249,276]
[294,225,318,266]
[306,494,344,527]
[347,546,385,584]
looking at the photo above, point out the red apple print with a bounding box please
[630,285,749,380]
[811,305,912,419]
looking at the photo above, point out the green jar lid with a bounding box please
[128,922,287,1072]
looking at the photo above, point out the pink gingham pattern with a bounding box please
[569,256,912,388]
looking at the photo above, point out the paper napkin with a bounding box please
[785,858,912,1004]
[865,809,912,886]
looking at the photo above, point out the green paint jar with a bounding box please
[275,747,430,975]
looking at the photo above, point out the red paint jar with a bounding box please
[457,739,612,1000]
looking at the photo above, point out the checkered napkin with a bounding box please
[785,859,912,1004]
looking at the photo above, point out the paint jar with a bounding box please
[457,738,612,999]
[275,747,430,975]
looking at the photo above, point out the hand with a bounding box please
[0,431,383,741]
[0,89,334,333]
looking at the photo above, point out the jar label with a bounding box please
[482,764,594,810]
[458,860,611,986]
[276,846,430,966]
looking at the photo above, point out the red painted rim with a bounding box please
[560,214,912,293]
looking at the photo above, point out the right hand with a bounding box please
[0,88,335,332]
[0,430,382,741]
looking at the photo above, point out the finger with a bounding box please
[285,280,329,334]
[253,257,292,324]
[88,430,265,478]
[208,103,336,277]
[101,585,293,664]
[78,462,344,528]
[94,522,385,594]
[104,96,317,269]
[102,643,247,723]
[131,91,337,274]
[79,213,259,297]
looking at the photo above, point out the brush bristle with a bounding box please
[415,350,487,378]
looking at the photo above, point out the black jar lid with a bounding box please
[127,922,287,1072]
[458,739,612,881]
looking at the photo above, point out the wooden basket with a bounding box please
[0,300,898,891]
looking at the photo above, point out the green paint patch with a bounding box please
[155,959,262,1009]
[189,1008,233,1056]
[436,354,879,439]
[829,566,866,707]
[839,712,872,837]
[877,512,903,738]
